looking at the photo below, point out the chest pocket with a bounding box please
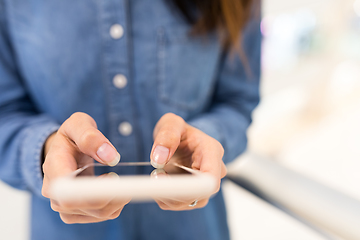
[157,26,221,111]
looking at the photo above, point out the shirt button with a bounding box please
[118,122,132,136]
[110,24,124,39]
[113,74,127,89]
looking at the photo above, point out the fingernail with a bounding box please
[107,172,119,178]
[97,143,120,166]
[151,145,169,169]
[150,168,168,179]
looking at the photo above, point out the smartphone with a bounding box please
[50,162,216,203]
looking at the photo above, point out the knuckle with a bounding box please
[88,200,108,209]
[162,200,184,210]
[50,202,60,212]
[41,178,50,198]
[159,205,170,211]
[95,209,112,218]
[60,201,76,209]
[222,163,227,177]
[213,181,221,193]
[163,112,177,120]
[157,130,179,143]
[163,199,178,207]
[41,187,49,198]
[213,140,224,154]
[67,112,83,126]
[197,199,209,209]
[219,143,224,156]
[157,202,170,210]
[109,210,121,220]
[173,204,186,211]
[60,214,73,224]
[69,112,82,119]
[162,113,184,125]
[69,112,97,128]
[70,112,87,121]
[42,161,49,175]
[79,128,99,146]
[154,113,184,138]
[209,139,224,158]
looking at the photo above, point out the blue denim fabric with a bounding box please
[0,0,261,239]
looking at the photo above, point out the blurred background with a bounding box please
[1,0,360,239]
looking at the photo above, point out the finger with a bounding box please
[56,194,130,210]
[220,162,227,178]
[42,135,95,198]
[51,200,88,215]
[156,198,209,211]
[190,132,225,193]
[150,113,185,168]
[60,112,120,166]
[59,213,114,224]
[57,198,114,210]
[42,135,82,181]
[42,140,86,198]
[155,194,201,204]
[81,199,129,219]
[52,198,129,219]
[150,168,169,178]
[155,198,187,210]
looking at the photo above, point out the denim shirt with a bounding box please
[0,0,261,239]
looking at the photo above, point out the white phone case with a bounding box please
[50,162,216,202]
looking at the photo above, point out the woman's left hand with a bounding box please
[150,113,227,210]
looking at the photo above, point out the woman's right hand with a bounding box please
[41,112,130,224]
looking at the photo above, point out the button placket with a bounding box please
[98,0,140,163]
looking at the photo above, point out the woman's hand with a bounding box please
[41,112,130,224]
[150,113,227,210]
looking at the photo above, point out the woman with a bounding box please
[0,0,261,239]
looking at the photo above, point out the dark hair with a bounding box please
[171,0,259,50]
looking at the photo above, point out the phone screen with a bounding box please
[75,162,193,178]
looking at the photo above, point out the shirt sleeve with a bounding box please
[0,1,59,197]
[188,15,261,164]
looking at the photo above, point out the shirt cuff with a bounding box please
[20,120,59,197]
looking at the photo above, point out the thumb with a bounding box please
[150,113,185,168]
[61,112,120,166]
